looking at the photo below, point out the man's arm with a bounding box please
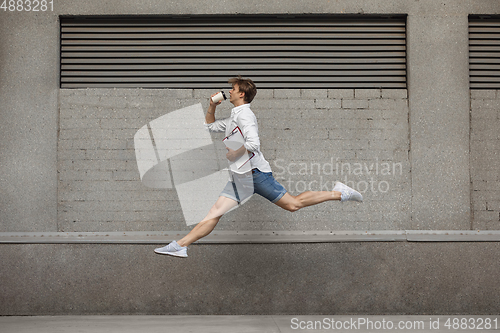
[237,111,260,153]
[204,93,227,133]
[205,93,220,124]
[225,110,256,162]
[205,103,216,124]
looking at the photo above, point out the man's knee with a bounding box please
[207,207,224,220]
[284,201,301,212]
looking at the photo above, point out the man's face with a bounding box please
[229,84,245,105]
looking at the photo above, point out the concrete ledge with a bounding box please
[2,241,500,315]
[1,230,499,244]
[405,230,500,242]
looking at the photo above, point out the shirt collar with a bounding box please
[231,103,251,116]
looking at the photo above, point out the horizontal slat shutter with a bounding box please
[470,15,500,89]
[60,15,407,89]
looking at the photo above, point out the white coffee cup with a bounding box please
[211,91,227,103]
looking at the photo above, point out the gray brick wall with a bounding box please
[471,90,500,230]
[58,88,410,232]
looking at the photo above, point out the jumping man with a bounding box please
[154,77,363,257]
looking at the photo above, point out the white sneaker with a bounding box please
[333,181,363,202]
[154,241,188,257]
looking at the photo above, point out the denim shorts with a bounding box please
[220,169,287,204]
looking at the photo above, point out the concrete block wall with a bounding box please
[470,90,500,230]
[4,0,500,316]
[58,88,410,232]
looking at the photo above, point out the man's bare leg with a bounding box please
[177,196,238,247]
[274,191,341,212]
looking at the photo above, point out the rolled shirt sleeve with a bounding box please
[204,118,227,133]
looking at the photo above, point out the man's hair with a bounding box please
[228,76,257,103]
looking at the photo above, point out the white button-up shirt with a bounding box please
[205,103,272,173]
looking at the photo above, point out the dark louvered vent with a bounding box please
[60,15,407,89]
[470,15,500,89]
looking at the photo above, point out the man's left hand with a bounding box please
[226,145,250,162]
[226,147,239,162]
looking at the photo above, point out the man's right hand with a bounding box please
[209,92,222,107]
